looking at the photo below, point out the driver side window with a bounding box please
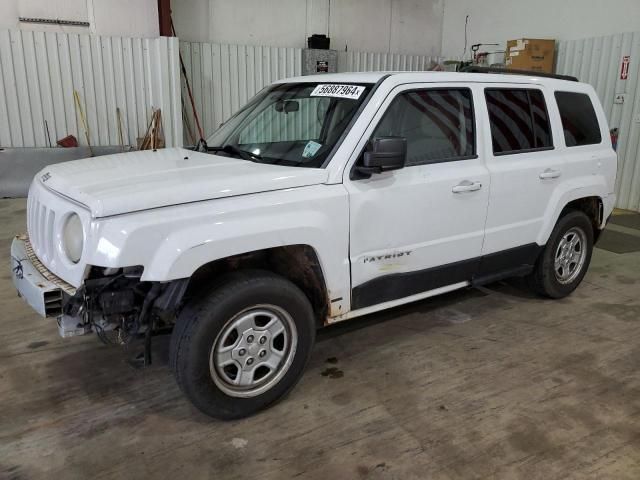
[371,88,476,166]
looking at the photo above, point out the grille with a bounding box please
[27,192,56,263]
[25,181,85,293]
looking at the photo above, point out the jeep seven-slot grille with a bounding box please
[27,194,56,263]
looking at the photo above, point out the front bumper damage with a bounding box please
[10,234,90,337]
[11,234,189,360]
[10,234,75,317]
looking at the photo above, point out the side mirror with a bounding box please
[355,136,407,177]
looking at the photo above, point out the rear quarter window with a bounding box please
[554,91,602,146]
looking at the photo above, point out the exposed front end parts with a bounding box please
[57,314,92,338]
[57,267,188,364]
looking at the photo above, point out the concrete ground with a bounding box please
[1,197,639,480]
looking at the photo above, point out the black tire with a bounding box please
[528,210,594,298]
[170,269,316,420]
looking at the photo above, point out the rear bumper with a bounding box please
[10,234,75,317]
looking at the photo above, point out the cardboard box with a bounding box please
[505,38,556,73]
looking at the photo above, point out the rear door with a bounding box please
[481,84,563,264]
[344,84,490,310]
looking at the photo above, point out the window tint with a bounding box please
[485,89,553,154]
[555,92,602,146]
[530,90,553,147]
[372,89,475,166]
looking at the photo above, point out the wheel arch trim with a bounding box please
[538,180,609,245]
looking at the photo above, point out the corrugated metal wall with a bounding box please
[338,50,444,72]
[557,33,640,211]
[0,30,182,148]
[2,28,635,207]
[179,42,446,144]
[179,42,302,142]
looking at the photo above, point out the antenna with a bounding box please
[462,15,470,59]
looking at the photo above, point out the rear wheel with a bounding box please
[170,270,315,419]
[528,210,594,298]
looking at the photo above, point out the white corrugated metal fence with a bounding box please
[558,32,640,212]
[179,42,445,144]
[7,29,635,209]
[0,30,182,148]
[179,42,302,143]
[338,50,444,73]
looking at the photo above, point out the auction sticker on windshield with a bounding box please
[310,84,366,100]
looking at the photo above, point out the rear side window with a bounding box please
[372,88,475,166]
[555,92,602,146]
[485,89,553,155]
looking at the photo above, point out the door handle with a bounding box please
[452,180,482,193]
[539,168,561,179]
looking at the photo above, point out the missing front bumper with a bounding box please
[10,234,74,317]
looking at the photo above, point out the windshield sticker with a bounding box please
[310,84,366,100]
[302,140,322,158]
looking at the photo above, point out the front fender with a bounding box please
[149,209,333,280]
[87,184,350,304]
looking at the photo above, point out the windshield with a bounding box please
[206,82,373,168]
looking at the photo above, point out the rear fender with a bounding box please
[537,175,608,245]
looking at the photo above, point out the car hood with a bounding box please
[38,148,329,217]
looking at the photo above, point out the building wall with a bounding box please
[0,30,181,148]
[0,0,159,38]
[441,0,640,59]
[171,0,444,56]
[0,1,637,62]
[556,33,640,211]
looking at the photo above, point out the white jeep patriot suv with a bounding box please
[11,70,617,419]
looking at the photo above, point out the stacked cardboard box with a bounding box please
[505,39,556,74]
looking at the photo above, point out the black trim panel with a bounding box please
[352,256,480,310]
[351,243,543,310]
[475,243,541,279]
[493,146,555,157]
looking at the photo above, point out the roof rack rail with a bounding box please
[460,65,579,82]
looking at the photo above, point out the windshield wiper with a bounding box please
[207,145,262,162]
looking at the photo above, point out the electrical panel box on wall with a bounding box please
[302,49,338,75]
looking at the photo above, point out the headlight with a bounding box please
[62,213,84,263]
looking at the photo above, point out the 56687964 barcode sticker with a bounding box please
[310,84,366,100]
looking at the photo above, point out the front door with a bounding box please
[344,84,490,310]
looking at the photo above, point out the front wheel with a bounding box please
[528,210,594,298]
[169,270,316,419]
